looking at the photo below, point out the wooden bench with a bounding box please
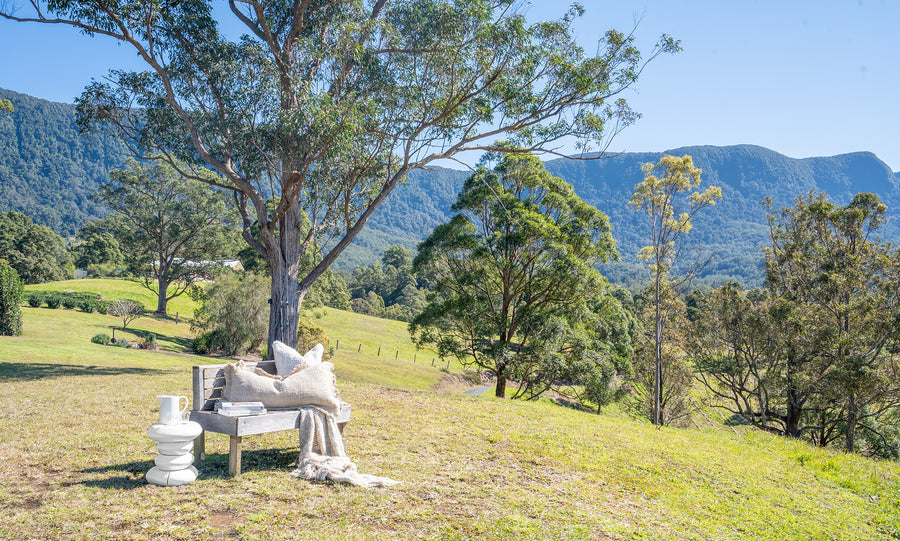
[189,360,351,477]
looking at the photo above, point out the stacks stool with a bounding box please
[146,421,203,486]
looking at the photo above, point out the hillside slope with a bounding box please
[0,287,898,540]
[0,88,127,235]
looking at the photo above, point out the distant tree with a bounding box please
[410,152,624,399]
[349,244,426,321]
[0,211,71,284]
[95,158,238,316]
[763,192,900,452]
[108,299,143,330]
[70,232,124,270]
[0,0,679,355]
[630,155,721,425]
[0,260,24,336]
[0,99,12,113]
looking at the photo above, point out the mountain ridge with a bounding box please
[2,88,898,286]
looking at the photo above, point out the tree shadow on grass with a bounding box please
[0,362,162,382]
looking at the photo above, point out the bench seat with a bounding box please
[190,360,350,477]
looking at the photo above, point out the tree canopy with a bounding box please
[95,158,238,315]
[410,151,630,401]
[0,0,678,353]
[0,211,71,284]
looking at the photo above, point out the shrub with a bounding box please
[191,272,268,356]
[78,300,96,313]
[45,295,61,309]
[26,295,43,308]
[91,333,111,345]
[61,296,78,309]
[142,333,159,351]
[112,337,130,348]
[298,320,329,352]
[0,262,24,336]
[192,330,218,355]
[96,301,110,315]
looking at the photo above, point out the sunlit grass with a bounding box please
[1,282,899,539]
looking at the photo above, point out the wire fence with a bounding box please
[332,339,453,369]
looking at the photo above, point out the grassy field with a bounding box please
[1,279,899,539]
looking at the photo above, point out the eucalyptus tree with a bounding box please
[95,158,237,316]
[0,0,679,352]
[764,192,900,452]
[630,154,721,425]
[410,151,627,400]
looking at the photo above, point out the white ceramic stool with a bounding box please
[146,421,203,486]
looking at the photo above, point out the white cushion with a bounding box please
[273,341,324,377]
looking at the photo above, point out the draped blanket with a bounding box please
[291,407,399,489]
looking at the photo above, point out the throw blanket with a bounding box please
[291,407,399,489]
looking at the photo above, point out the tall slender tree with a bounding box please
[1,0,678,353]
[630,154,721,425]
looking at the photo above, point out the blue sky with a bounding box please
[1,0,898,171]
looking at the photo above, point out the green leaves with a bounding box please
[410,151,626,400]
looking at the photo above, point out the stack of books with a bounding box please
[216,401,267,417]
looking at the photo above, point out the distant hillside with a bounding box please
[0,88,127,236]
[3,89,899,286]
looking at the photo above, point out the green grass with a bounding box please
[24,277,200,318]
[308,306,456,369]
[1,279,899,539]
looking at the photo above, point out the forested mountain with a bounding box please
[360,145,900,287]
[2,88,899,286]
[0,88,127,235]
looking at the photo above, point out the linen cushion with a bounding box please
[273,341,324,377]
[223,360,342,415]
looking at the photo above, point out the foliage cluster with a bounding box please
[687,191,900,457]
[0,261,23,336]
[0,211,71,284]
[346,244,429,322]
[191,272,269,356]
[411,152,635,403]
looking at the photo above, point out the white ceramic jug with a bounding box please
[157,395,189,425]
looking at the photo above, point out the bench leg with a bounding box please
[193,431,206,468]
[228,435,242,477]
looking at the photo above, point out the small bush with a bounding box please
[112,337,130,348]
[78,300,96,313]
[298,320,329,352]
[96,301,110,315]
[142,333,159,351]
[191,273,268,356]
[91,333,111,345]
[192,331,216,354]
[26,295,43,308]
[61,296,78,309]
[0,262,24,336]
[45,295,61,309]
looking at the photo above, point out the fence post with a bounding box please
[431,359,434,366]
[357,344,361,353]
[395,350,398,359]
[377,346,381,356]
[336,339,339,350]
[414,354,417,363]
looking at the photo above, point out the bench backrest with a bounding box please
[191,360,277,411]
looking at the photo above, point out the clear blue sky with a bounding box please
[1,0,898,171]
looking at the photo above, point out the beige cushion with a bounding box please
[223,360,342,415]
[273,341,324,377]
